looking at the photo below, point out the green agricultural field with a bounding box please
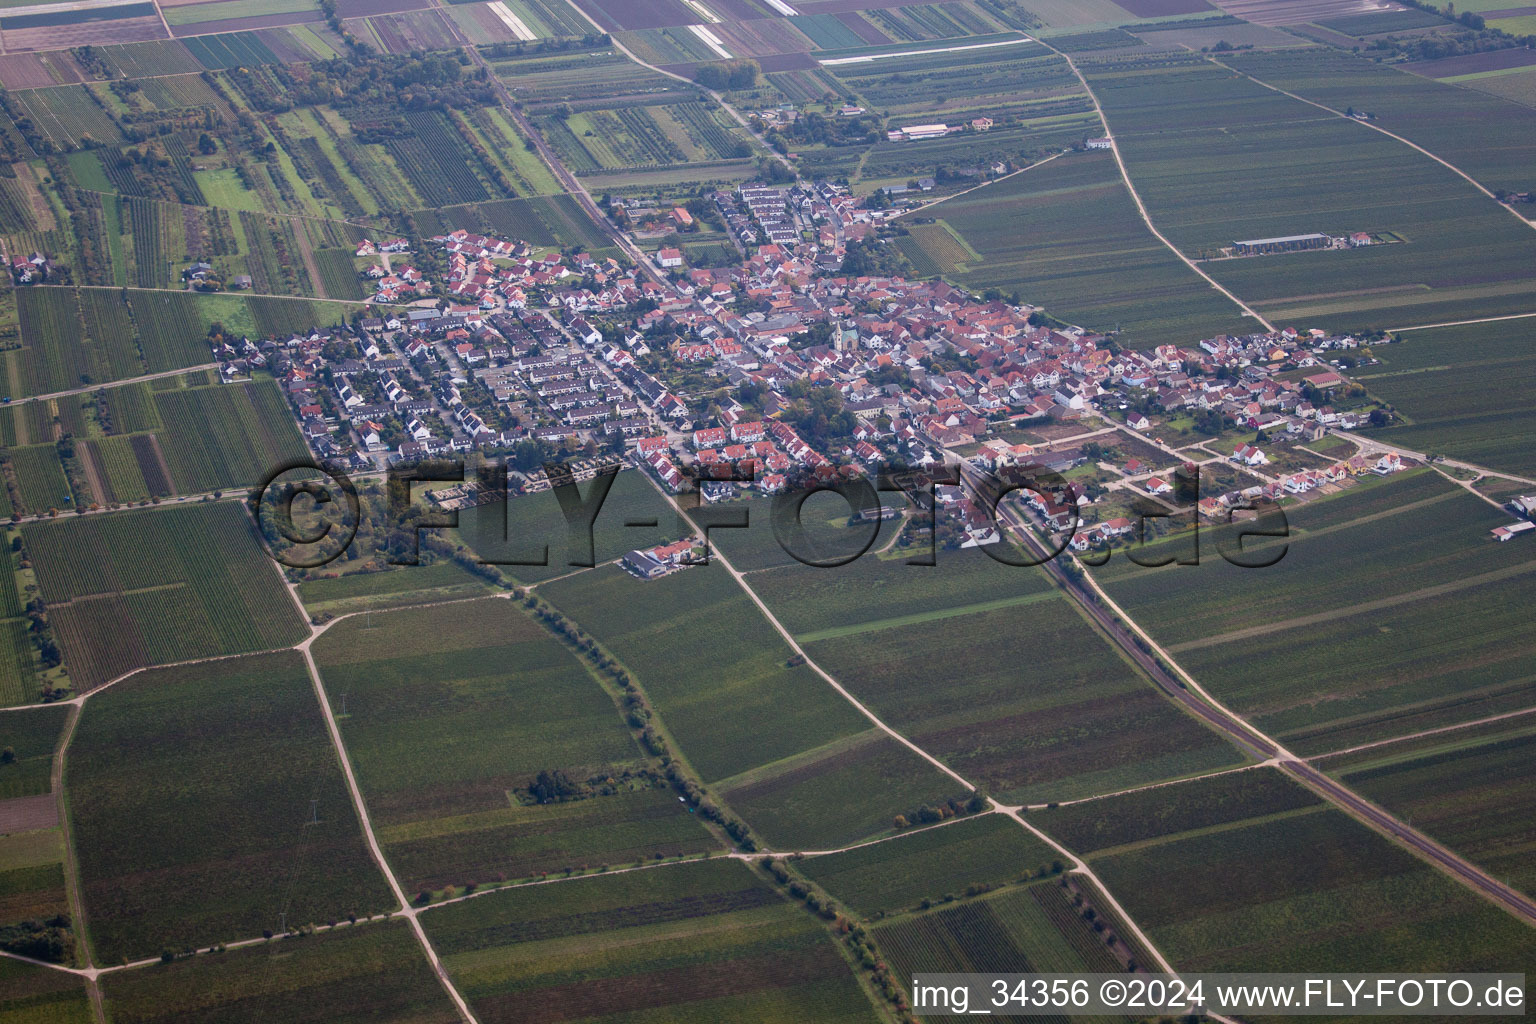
[99,920,458,1024]
[90,40,203,79]
[83,436,150,505]
[828,42,1064,115]
[162,0,318,25]
[1032,766,1323,855]
[0,825,70,945]
[797,814,1058,917]
[1223,48,1536,196]
[716,728,970,851]
[1081,55,1536,332]
[421,858,885,1024]
[535,562,868,782]
[312,599,715,892]
[0,541,38,705]
[8,443,73,515]
[8,86,123,149]
[8,288,133,398]
[1092,471,1536,754]
[1316,8,1451,36]
[68,651,394,964]
[126,291,231,370]
[150,379,311,494]
[804,592,1247,803]
[21,501,307,691]
[1327,725,1536,898]
[746,544,1057,639]
[458,468,687,584]
[0,704,69,798]
[688,494,803,573]
[538,563,967,848]
[1089,794,1536,976]
[0,958,92,1024]
[296,562,494,616]
[1,288,256,399]
[314,247,367,300]
[901,152,1255,347]
[874,881,1131,995]
[185,32,282,72]
[1356,320,1536,477]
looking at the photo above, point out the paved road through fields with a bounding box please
[964,461,1536,929]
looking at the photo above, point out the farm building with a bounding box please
[1086,136,1113,150]
[1232,233,1329,255]
[622,549,669,578]
[892,124,951,142]
[1491,522,1535,542]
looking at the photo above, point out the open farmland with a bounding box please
[544,100,753,173]
[421,858,885,1024]
[1093,471,1536,754]
[7,443,74,515]
[99,919,458,1024]
[563,0,695,31]
[0,544,43,704]
[538,563,968,849]
[312,599,715,893]
[874,880,1133,1002]
[150,378,312,494]
[0,822,68,950]
[532,560,863,781]
[68,650,394,963]
[296,561,495,616]
[0,959,91,1024]
[1225,47,1536,195]
[1356,320,1536,476]
[715,727,971,850]
[1086,774,1536,975]
[488,44,697,110]
[803,589,1248,803]
[7,287,137,398]
[1032,765,1323,854]
[68,376,308,502]
[900,152,1256,346]
[0,705,69,800]
[20,500,307,691]
[796,814,1058,917]
[2,287,305,399]
[458,468,687,584]
[827,43,1085,119]
[737,541,1247,802]
[1323,724,1536,898]
[1080,54,1536,331]
[7,85,125,148]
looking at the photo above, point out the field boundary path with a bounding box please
[970,463,1536,928]
[1032,41,1277,332]
[5,362,221,406]
[1210,57,1536,233]
[1391,311,1536,331]
[278,570,483,1024]
[1312,704,1536,761]
[635,472,1209,995]
[1338,429,1536,487]
[549,0,797,178]
[0,558,1198,1022]
[5,470,1532,1012]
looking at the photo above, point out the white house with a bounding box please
[1232,443,1268,466]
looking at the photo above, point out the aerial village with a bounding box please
[187,178,1535,562]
